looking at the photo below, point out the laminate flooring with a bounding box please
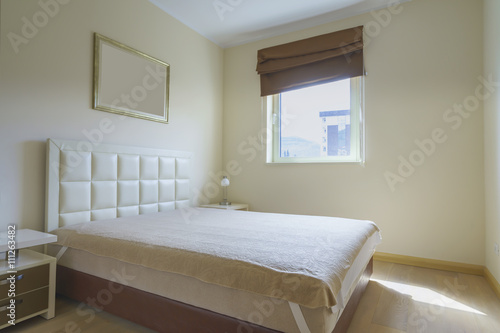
[3,261,499,332]
[347,261,500,333]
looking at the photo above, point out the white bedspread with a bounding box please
[52,208,380,308]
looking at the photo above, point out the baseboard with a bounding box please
[484,267,500,299]
[374,252,485,275]
[374,252,500,299]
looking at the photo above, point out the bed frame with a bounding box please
[56,259,372,333]
[45,138,372,333]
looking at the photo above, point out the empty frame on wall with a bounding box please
[93,33,170,123]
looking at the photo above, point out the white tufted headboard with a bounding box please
[45,139,192,232]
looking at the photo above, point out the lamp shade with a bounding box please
[221,176,230,187]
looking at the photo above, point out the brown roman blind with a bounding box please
[256,26,364,96]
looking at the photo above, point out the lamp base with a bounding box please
[219,201,232,206]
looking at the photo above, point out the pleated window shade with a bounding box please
[256,26,364,96]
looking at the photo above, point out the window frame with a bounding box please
[266,77,365,164]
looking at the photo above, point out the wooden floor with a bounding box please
[347,261,500,333]
[4,261,500,333]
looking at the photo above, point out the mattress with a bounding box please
[49,209,381,333]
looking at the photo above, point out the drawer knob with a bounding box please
[0,274,24,286]
[0,299,23,312]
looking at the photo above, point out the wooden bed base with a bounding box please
[56,258,373,333]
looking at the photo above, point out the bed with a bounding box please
[44,138,381,333]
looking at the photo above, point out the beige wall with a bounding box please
[484,0,500,282]
[0,0,491,268]
[0,0,224,231]
[223,0,485,264]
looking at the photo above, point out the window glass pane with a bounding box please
[279,79,351,158]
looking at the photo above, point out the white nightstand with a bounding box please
[200,203,249,211]
[0,229,57,329]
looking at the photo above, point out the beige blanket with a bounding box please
[53,208,380,308]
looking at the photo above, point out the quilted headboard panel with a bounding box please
[45,139,192,232]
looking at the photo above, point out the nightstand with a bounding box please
[0,229,57,329]
[200,203,249,211]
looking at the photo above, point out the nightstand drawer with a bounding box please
[0,287,49,326]
[0,264,50,296]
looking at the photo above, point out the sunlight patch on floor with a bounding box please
[371,279,486,316]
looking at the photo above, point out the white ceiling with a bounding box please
[148,0,410,48]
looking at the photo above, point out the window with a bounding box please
[266,77,364,163]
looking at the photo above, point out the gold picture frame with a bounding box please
[93,33,170,123]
